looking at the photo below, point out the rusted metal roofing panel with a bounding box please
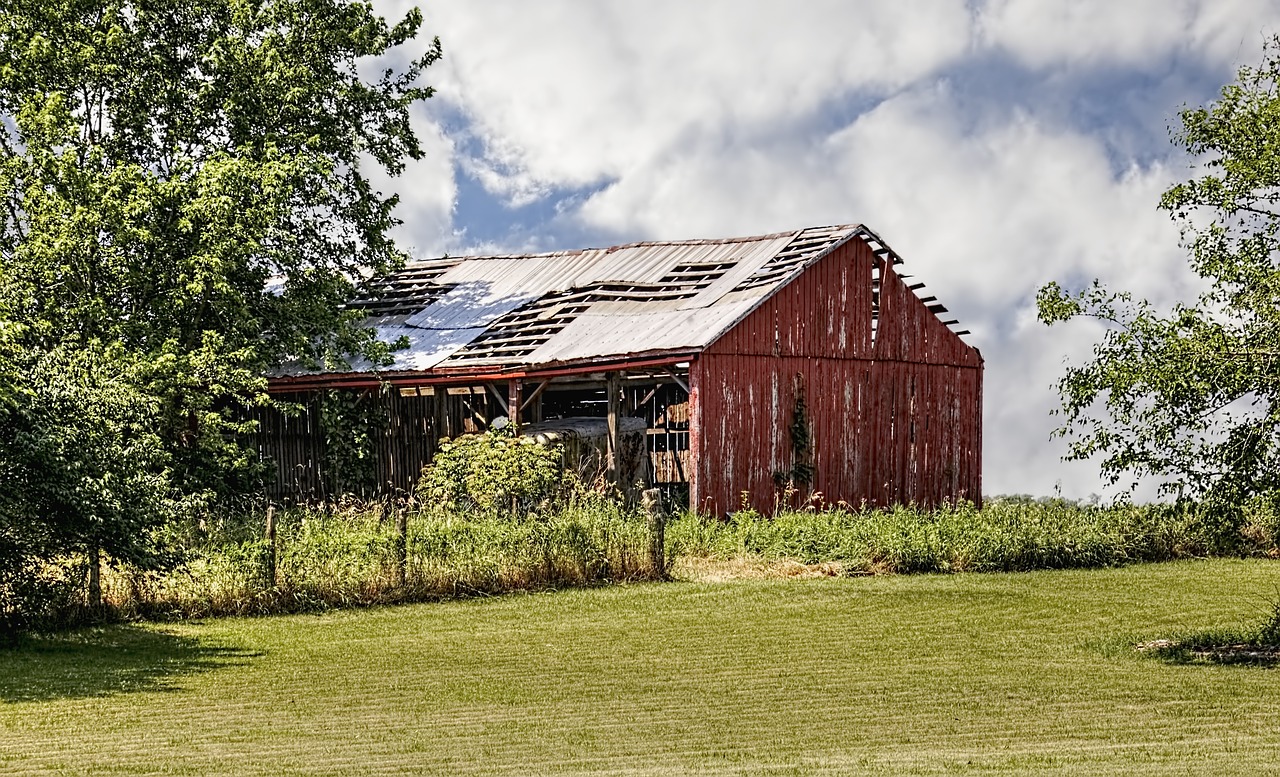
[574,244,686,284]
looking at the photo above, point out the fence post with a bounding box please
[642,488,666,580]
[607,371,621,489]
[395,506,408,588]
[264,505,277,589]
[87,546,102,609]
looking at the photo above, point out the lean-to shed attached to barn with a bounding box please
[262,223,983,512]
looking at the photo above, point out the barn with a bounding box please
[261,223,983,512]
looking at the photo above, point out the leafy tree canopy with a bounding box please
[1038,38,1280,507]
[0,0,439,633]
[0,0,440,500]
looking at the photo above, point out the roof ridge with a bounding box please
[412,224,863,263]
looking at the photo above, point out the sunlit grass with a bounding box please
[5,559,1280,775]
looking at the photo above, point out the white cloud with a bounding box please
[366,0,1280,498]
[423,0,974,202]
[365,109,458,260]
[977,0,1277,71]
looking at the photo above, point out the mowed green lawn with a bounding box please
[3,559,1280,776]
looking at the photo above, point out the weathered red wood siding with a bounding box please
[689,238,982,514]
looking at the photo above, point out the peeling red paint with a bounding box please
[689,239,982,514]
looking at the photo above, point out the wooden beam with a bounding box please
[484,383,509,415]
[460,391,488,428]
[637,383,661,409]
[607,371,621,487]
[266,353,698,393]
[519,380,551,412]
[665,370,690,394]
[507,380,522,433]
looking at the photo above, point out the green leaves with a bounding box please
[0,0,439,631]
[418,430,565,517]
[0,0,438,487]
[1039,37,1280,506]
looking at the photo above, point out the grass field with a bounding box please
[4,559,1280,775]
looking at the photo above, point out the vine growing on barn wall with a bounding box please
[773,373,814,491]
[319,389,390,498]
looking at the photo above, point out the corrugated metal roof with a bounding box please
[277,223,966,377]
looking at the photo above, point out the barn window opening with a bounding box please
[871,260,882,347]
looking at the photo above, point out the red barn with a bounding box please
[263,223,982,512]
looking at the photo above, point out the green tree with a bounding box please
[0,0,439,633]
[1038,39,1280,508]
[0,0,440,501]
[0,329,178,640]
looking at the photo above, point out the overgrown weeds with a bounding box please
[30,493,1280,631]
[666,497,1270,574]
[1138,597,1280,666]
[103,494,658,621]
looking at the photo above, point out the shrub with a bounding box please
[416,428,562,515]
[0,556,87,643]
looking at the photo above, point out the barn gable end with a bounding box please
[690,238,982,514]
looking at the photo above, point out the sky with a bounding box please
[368,0,1280,500]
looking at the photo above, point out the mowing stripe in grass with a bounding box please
[3,559,1280,775]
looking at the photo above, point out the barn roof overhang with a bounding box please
[268,350,698,393]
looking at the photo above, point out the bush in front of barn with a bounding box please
[415,427,564,516]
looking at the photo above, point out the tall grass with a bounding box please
[90,496,1276,622]
[108,499,658,620]
[667,498,1261,573]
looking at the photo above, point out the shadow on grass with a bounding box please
[1135,637,1280,668]
[0,625,259,703]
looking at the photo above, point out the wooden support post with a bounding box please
[625,381,638,415]
[264,505,277,589]
[607,371,621,488]
[394,506,408,588]
[508,380,522,433]
[87,546,102,609]
[642,488,666,580]
[432,387,450,445]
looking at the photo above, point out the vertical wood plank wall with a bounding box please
[250,389,492,502]
[689,239,983,515]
